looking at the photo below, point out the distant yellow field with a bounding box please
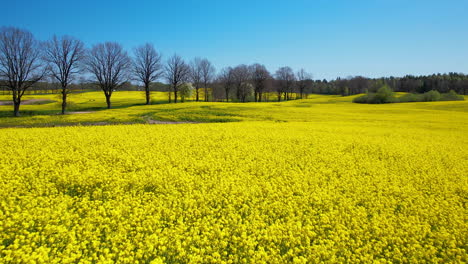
[0,93,467,263]
[0,91,467,127]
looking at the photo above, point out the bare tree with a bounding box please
[43,35,85,114]
[0,27,46,116]
[165,54,190,103]
[232,64,251,102]
[218,67,234,102]
[250,63,270,102]
[200,58,215,102]
[189,57,203,102]
[85,42,130,109]
[275,66,295,101]
[133,43,162,105]
[296,68,312,99]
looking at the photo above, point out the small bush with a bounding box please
[353,94,370,104]
[374,85,397,103]
[423,90,441,101]
[355,88,464,104]
[440,90,464,101]
[353,85,397,104]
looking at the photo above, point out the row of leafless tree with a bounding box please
[0,27,312,116]
[213,65,312,103]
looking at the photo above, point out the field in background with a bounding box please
[0,91,467,127]
[0,92,467,263]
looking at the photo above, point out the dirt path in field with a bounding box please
[0,99,56,105]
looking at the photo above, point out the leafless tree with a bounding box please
[232,64,251,102]
[250,63,270,102]
[296,68,312,99]
[218,67,234,102]
[200,58,215,102]
[165,54,190,103]
[133,43,162,105]
[275,66,295,101]
[189,57,203,101]
[43,35,85,114]
[0,27,46,116]
[85,42,131,109]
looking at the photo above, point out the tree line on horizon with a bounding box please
[1,27,467,117]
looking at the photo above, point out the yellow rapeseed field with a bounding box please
[0,94,467,263]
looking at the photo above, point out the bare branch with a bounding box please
[164,54,190,103]
[232,64,251,103]
[85,42,131,108]
[133,43,162,104]
[250,63,270,102]
[189,57,204,102]
[200,58,215,102]
[43,35,85,113]
[217,67,234,102]
[0,27,45,116]
[296,68,312,99]
[275,66,295,101]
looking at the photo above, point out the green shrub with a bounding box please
[423,90,441,101]
[354,87,464,104]
[353,85,397,104]
[374,85,397,103]
[353,94,371,103]
[440,90,464,101]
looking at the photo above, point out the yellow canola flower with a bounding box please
[0,115,466,263]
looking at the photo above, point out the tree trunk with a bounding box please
[12,90,20,117]
[13,101,20,117]
[61,89,67,114]
[174,90,178,103]
[205,86,208,102]
[277,92,281,102]
[145,84,150,105]
[254,91,258,102]
[105,93,111,109]
[225,89,229,102]
[258,92,262,102]
[196,88,199,102]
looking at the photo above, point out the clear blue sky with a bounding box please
[2,0,467,80]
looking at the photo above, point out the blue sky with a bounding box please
[2,0,467,80]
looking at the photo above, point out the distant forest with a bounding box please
[6,73,468,99]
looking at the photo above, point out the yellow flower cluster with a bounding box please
[0,121,466,263]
